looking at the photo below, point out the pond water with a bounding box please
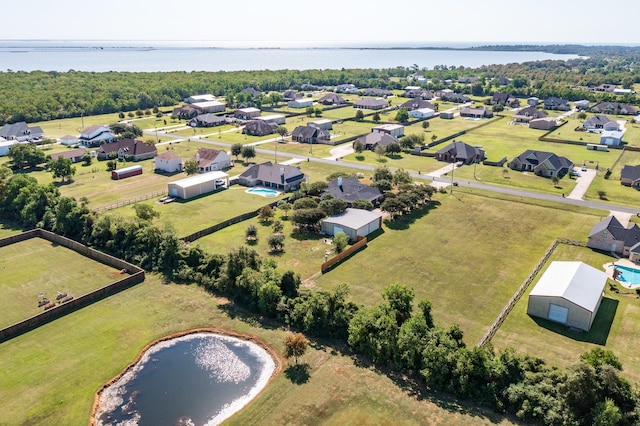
[94,333,275,426]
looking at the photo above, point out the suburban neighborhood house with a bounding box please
[321,208,383,242]
[353,98,389,110]
[460,106,493,119]
[154,151,183,173]
[243,120,277,136]
[238,162,306,192]
[529,117,557,130]
[582,115,619,132]
[588,216,640,258]
[355,132,396,152]
[79,125,116,147]
[590,102,638,116]
[49,148,86,163]
[282,90,301,101]
[0,121,44,142]
[400,98,435,111]
[324,176,384,206]
[189,114,226,128]
[439,92,470,103]
[544,97,570,111]
[621,165,640,188]
[291,126,330,144]
[97,138,157,161]
[513,106,546,123]
[527,261,607,331]
[318,93,346,105]
[193,147,231,173]
[436,141,485,165]
[508,150,573,178]
[489,92,520,107]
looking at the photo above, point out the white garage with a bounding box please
[321,208,383,242]
[527,261,608,331]
[167,171,228,200]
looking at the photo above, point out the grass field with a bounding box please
[491,242,640,384]
[315,191,608,345]
[0,237,123,328]
[0,274,517,426]
[584,149,640,208]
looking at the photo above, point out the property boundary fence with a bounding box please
[476,238,586,347]
[0,229,145,342]
[93,190,166,213]
[321,236,367,273]
[181,198,286,243]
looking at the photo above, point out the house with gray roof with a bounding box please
[460,106,493,118]
[318,93,346,105]
[96,138,157,161]
[591,102,638,116]
[353,98,389,110]
[544,97,570,111]
[513,106,546,123]
[436,141,485,165]
[509,150,573,178]
[354,132,396,151]
[440,92,471,103]
[189,114,226,128]
[400,98,435,111]
[283,90,301,101]
[238,161,305,192]
[620,165,640,188]
[588,215,640,257]
[241,87,261,96]
[243,120,277,136]
[583,115,618,132]
[489,92,520,107]
[291,126,330,144]
[324,176,384,206]
[321,208,383,242]
[403,88,433,99]
[0,122,44,142]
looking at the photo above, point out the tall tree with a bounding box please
[283,332,309,365]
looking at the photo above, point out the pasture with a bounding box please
[492,243,640,384]
[0,236,123,329]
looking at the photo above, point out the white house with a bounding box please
[527,261,607,331]
[154,151,183,173]
[408,108,435,119]
[288,98,314,109]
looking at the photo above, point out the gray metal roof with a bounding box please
[322,208,383,230]
[529,261,607,312]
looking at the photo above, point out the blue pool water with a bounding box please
[246,188,280,197]
[612,265,640,286]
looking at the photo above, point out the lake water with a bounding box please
[0,40,579,72]
[94,333,275,426]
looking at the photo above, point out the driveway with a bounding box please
[566,166,597,200]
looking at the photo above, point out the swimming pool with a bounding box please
[245,187,280,198]
[611,264,640,286]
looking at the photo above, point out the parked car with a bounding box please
[581,166,587,172]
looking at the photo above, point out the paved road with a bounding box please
[144,126,639,215]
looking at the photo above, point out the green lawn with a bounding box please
[342,150,445,175]
[585,149,640,208]
[273,140,336,158]
[0,237,123,328]
[0,275,516,426]
[315,191,607,345]
[491,243,640,384]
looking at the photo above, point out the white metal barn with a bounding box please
[321,208,383,242]
[527,261,608,331]
[167,171,228,200]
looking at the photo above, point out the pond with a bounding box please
[94,332,275,426]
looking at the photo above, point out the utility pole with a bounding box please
[450,162,455,194]
[275,139,278,164]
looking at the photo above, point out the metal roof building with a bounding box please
[527,261,608,331]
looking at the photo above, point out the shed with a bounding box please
[0,139,18,156]
[527,261,607,331]
[288,98,314,109]
[321,208,383,242]
[440,111,454,119]
[600,130,623,146]
[167,171,229,200]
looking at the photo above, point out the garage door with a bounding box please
[169,187,178,197]
[333,226,344,236]
[548,304,568,324]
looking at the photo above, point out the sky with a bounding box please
[4,0,638,47]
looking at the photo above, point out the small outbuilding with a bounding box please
[527,261,608,331]
[321,208,383,242]
[167,171,229,200]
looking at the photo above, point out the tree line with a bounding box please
[0,167,638,424]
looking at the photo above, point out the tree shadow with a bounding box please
[284,363,311,384]
[245,239,258,246]
[290,228,323,242]
[383,201,441,231]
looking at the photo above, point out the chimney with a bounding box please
[338,176,343,191]
[280,167,285,184]
[196,152,200,163]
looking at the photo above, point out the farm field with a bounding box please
[315,190,608,345]
[0,237,122,328]
[0,274,516,426]
[492,243,640,384]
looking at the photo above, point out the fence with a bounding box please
[476,238,586,347]
[93,190,167,213]
[0,229,145,342]
[321,236,367,273]
[181,198,287,243]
